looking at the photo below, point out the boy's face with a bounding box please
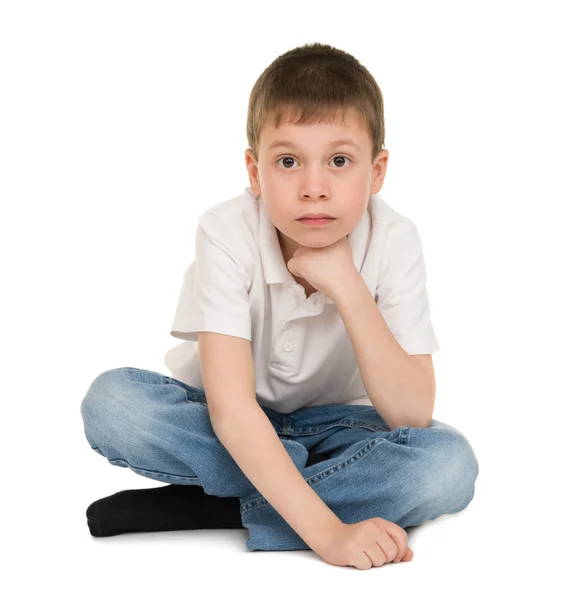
[245,107,389,264]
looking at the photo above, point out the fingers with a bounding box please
[375,536,401,564]
[385,524,410,563]
[362,542,390,568]
[402,548,414,561]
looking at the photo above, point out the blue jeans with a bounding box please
[80,366,479,551]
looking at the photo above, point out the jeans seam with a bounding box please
[283,419,387,436]
[105,456,200,483]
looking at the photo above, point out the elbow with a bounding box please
[407,407,434,429]
[413,416,433,429]
[392,416,432,430]
[392,400,434,430]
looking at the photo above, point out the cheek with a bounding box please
[346,202,369,225]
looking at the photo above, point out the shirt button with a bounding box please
[283,341,293,352]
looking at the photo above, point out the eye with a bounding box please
[276,155,352,169]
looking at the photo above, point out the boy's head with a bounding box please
[245,42,389,261]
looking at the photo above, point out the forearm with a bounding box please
[211,403,343,551]
[333,270,434,430]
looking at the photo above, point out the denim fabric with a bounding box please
[80,366,479,551]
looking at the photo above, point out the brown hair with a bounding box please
[246,42,385,164]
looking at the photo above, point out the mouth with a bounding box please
[297,217,336,226]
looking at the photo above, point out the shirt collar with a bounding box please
[245,186,373,305]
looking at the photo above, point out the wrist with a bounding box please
[307,513,347,554]
[330,269,362,302]
[301,505,345,551]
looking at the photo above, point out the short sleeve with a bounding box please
[170,213,252,342]
[375,219,440,355]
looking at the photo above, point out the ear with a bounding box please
[370,149,389,195]
[245,149,262,196]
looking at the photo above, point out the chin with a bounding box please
[299,238,335,248]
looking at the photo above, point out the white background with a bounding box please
[2,0,559,597]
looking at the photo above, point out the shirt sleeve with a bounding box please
[169,213,252,342]
[375,218,440,355]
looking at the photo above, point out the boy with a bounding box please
[81,42,478,567]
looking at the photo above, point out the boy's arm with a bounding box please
[211,404,344,551]
[198,331,343,551]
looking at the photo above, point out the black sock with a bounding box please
[86,451,328,537]
[86,484,243,537]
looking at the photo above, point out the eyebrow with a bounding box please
[267,138,361,151]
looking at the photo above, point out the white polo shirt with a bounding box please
[164,186,439,413]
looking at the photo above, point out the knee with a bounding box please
[422,425,479,508]
[80,367,140,435]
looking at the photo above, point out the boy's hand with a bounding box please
[315,517,414,570]
[286,235,358,299]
